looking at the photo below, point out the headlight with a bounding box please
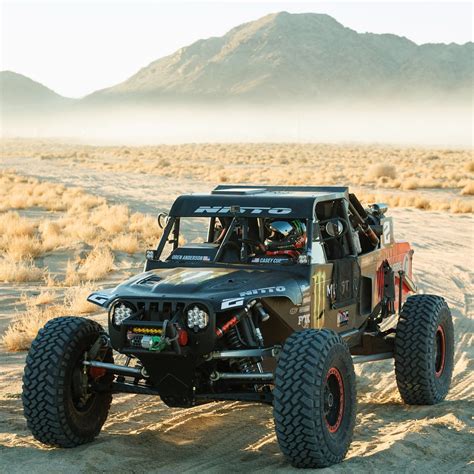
[186,305,209,330]
[111,301,135,327]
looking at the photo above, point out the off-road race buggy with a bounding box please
[22,185,454,468]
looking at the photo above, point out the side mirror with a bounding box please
[157,212,169,229]
[325,219,344,238]
[369,203,388,216]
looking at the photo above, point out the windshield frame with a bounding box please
[154,215,313,265]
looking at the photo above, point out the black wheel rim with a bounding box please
[434,325,446,378]
[324,367,344,433]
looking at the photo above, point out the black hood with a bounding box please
[88,267,308,312]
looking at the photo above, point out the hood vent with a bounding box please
[139,275,162,286]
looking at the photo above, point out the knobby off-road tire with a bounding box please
[273,329,356,468]
[395,295,454,405]
[22,317,113,447]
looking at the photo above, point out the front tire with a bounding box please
[22,317,113,447]
[395,295,454,405]
[273,329,356,468]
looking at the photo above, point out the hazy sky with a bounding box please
[1,1,472,98]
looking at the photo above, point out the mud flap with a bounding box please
[330,257,361,309]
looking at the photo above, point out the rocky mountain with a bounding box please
[1,12,472,112]
[88,12,473,103]
[0,71,72,112]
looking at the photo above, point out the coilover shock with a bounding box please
[225,325,256,373]
[215,301,260,374]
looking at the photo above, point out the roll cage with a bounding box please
[153,214,313,265]
[147,185,382,268]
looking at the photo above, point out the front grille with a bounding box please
[147,301,186,321]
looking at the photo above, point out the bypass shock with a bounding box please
[215,301,259,374]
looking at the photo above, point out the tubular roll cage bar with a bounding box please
[154,215,315,264]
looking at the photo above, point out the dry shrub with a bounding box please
[1,285,99,351]
[79,246,114,280]
[64,259,80,286]
[357,190,473,214]
[28,290,57,306]
[417,178,442,189]
[66,192,105,213]
[90,204,129,234]
[63,285,97,314]
[1,310,50,351]
[414,197,431,210]
[450,199,473,213]
[0,211,45,260]
[130,212,163,243]
[0,170,105,213]
[1,141,472,203]
[460,181,474,196]
[0,211,35,237]
[63,219,99,243]
[367,164,396,180]
[5,235,43,261]
[401,178,419,190]
[40,221,68,251]
[111,234,140,253]
[0,257,44,282]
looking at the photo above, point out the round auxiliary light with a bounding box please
[111,301,135,327]
[186,305,209,330]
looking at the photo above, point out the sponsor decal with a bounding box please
[389,253,411,275]
[221,286,286,309]
[297,254,309,264]
[87,293,109,305]
[326,280,350,298]
[298,314,311,328]
[337,310,349,327]
[239,286,286,297]
[251,257,289,264]
[221,297,245,310]
[170,255,211,261]
[194,206,292,215]
[382,218,394,246]
[313,270,326,327]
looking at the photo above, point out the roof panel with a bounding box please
[169,185,348,218]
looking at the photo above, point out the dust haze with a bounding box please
[1,101,471,147]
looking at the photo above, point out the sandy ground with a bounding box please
[0,157,473,473]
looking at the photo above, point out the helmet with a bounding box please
[264,220,307,251]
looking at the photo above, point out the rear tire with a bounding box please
[273,329,356,468]
[395,295,454,405]
[22,317,113,447]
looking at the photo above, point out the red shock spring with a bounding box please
[215,315,239,338]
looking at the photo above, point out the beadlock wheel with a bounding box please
[22,317,114,447]
[324,367,344,433]
[434,324,446,378]
[395,295,454,405]
[273,329,356,468]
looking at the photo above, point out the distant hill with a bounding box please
[87,12,473,103]
[0,71,72,112]
[1,12,472,115]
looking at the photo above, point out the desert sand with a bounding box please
[0,147,473,473]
